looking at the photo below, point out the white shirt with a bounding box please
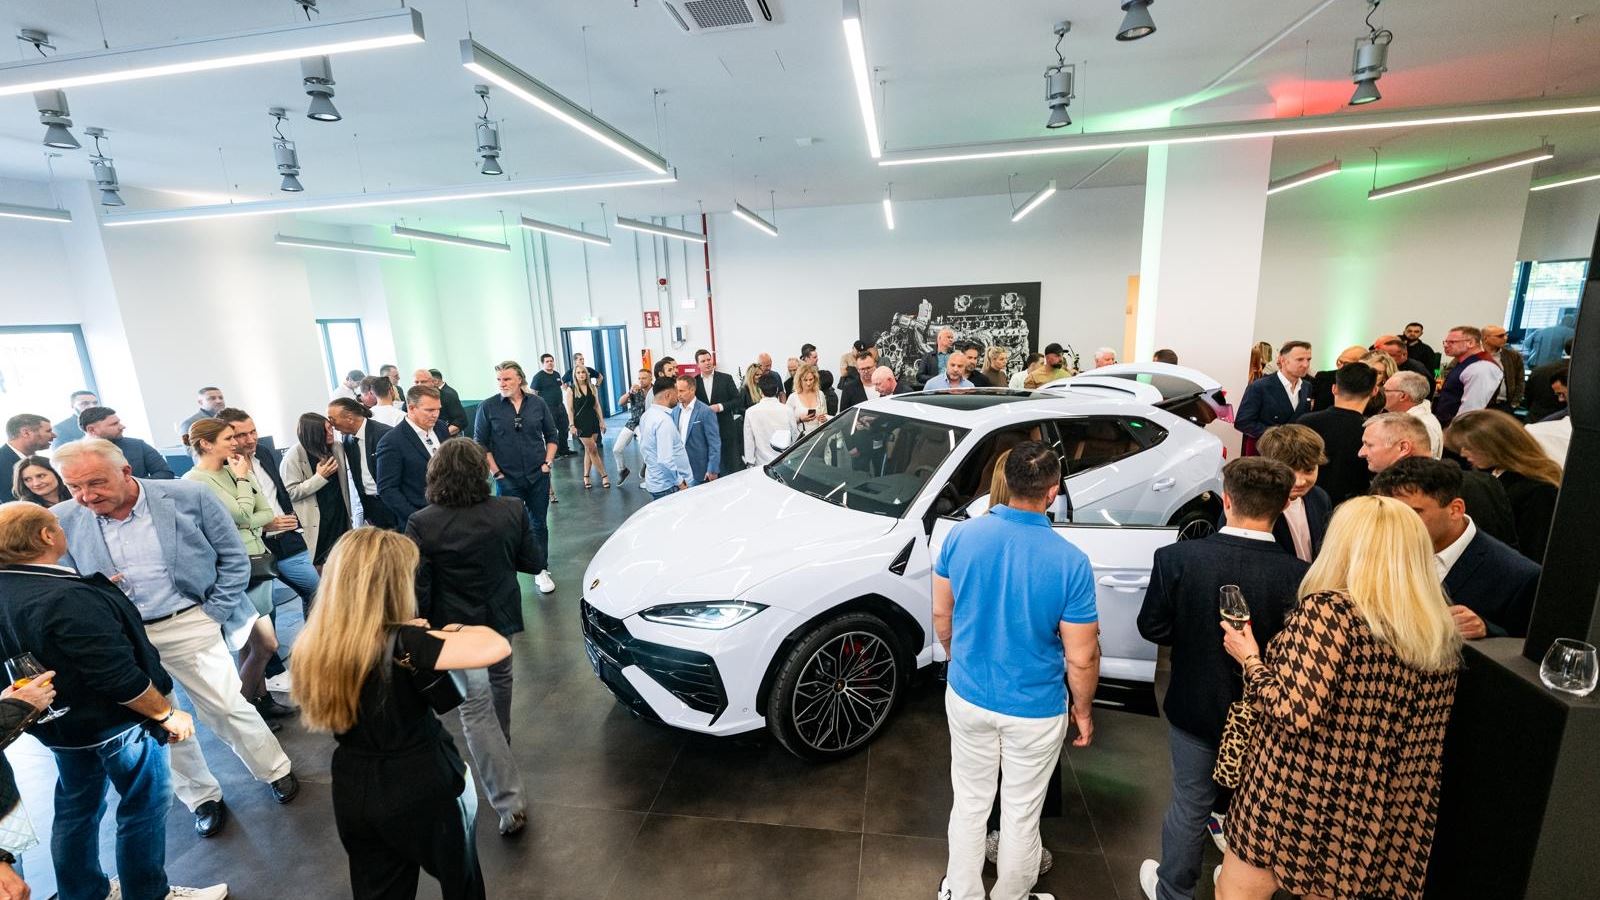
[331,384,358,402]
[248,468,287,518]
[1219,526,1275,542]
[1406,403,1444,458]
[678,398,698,442]
[1280,498,1313,562]
[350,426,379,495]
[1435,517,1478,582]
[1525,417,1571,470]
[1008,371,1028,390]
[369,404,406,427]
[1277,370,1302,410]
[743,397,792,465]
[407,419,440,456]
[1456,356,1504,415]
[699,374,719,409]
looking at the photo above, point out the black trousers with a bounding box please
[720,430,745,474]
[359,493,398,530]
[333,752,484,900]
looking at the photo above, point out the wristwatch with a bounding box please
[0,849,16,865]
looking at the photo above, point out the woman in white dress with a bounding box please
[787,363,830,440]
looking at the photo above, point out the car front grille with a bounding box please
[581,599,729,721]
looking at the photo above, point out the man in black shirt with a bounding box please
[530,354,572,457]
[1402,321,1440,374]
[1299,363,1376,505]
[474,360,560,594]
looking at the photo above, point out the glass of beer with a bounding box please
[1219,585,1250,631]
[5,652,69,723]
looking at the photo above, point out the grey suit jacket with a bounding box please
[51,478,256,649]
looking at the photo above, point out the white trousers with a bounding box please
[612,426,637,463]
[944,688,1067,900]
[145,606,292,810]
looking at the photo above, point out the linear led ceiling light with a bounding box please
[614,215,707,244]
[882,184,895,230]
[391,224,509,253]
[275,233,415,259]
[841,0,882,159]
[1117,1,1157,42]
[0,8,424,97]
[100,171,676,227]
[520,215,613,247]
[1530,168,1600,192]
[878,94,1600,167]
[460,40,669,175]
[0,201,71,223]
[732,202,778,236]
[1010,179,1056,222]
[1368,146,1553,201]
[1266,159,1342,195]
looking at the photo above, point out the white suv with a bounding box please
[581,375,1225,760]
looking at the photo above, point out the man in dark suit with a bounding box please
[1374,458,1540,638]
[839,352,877,412]
[376,385,450,529]
[1358,412,1520,550]
[79,407,174,480]
[1251,424,1331,562]
[2,413,55,501]
[51,389,100,447]
[416,367,468,436]
[914,327,957,389]
[693,349,745,475]
[1136,457,1310,900]
[673,375,722,486]
[1298,363,1375,505]
[1524,350,1570,423]
[1233,340,1313,452]
[327,398,395,529]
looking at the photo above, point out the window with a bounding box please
[1053,417,1145,476]
[0,325,96,425]
[1504,259,1588,341]
[767,407,968,518]
[939,422,1047,514]
[316,319,368,391]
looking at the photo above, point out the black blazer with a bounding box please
[1213,486,1331,560]
[1137,533,1310,745]
[1442,528,1540,638]
[375,421,451,528]
[0,565,173,748]
[839,377,869,412]
[438,383,469,434]
[1459,470,1520,551]
[252,438,307,558]
[406,496,543,636]
[914,350,942,389]
[695,371,744,437]
[1497,470,1557,565]
[0,444,20,502]
[345,419,395,526]
[1234,373,1312,439]
[1299,406,1372,506]
[112,436,174,480]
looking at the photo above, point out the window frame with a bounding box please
[0,324,98,411]
[315,318,368,391]
[1504,257,1588,342]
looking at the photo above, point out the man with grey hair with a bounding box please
[1093,347,1118,368]
[915,327,958,389]
[1359,413,1436,474]
[1382,371,1443,458]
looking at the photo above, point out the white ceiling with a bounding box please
[0,0,1598,230]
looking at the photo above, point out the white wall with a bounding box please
[1518,180,1600,261]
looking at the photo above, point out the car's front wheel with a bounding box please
[767,613,904,761]
[1169,504,1217,541]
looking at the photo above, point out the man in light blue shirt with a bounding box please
[924,353,975,391]
[639,377,693,500]
[933,441,1100,900]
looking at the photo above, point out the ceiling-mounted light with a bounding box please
[841,0,882,159]
[1530,168,1600,192]
[520,215,612,247]
[1350,0,1392,106]
[275,233,415,259]
[882,184,895,230]
[731,201,778,237]
[614,215,707,244]
[474,84,503,176]
[0,201,71,223]
[34,88,79,149]
[0,8,424,97]
[391,224,509,252]
[1266,158,1342,195]
[1010,179,1056,222]
[1117,0,1157,41]
[84,127,123,207]
[301,55,341,122]
[460,40,669,175]
[270,108,303,192]
[1043,21,1074,130]
[1369,146,1553,201]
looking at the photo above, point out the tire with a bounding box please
[1169,505,1217,541]
[766,612,906,761]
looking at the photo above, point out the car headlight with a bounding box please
[638,600,767,630]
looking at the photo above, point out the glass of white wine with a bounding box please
[1219,585,1250,631]
[1539,639,1598,698]
[5,652,69,723]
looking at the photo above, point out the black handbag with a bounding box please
[388,629,464,715]
[246,553,280,588]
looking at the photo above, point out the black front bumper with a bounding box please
[580,599,730,723]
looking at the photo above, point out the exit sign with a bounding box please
[644,310,661,329]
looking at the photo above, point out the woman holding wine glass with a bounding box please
[1217,496,1461,900]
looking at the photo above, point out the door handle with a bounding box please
[1151,477,1177,491]
[1097,574,1151,591]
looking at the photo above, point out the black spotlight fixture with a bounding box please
[301,55,341,122]
[270,108,304,192]
[475,85,503,176]
[1117,0,1156,41]
[1350,0,1393,106]
[84,127,124,206]
[1044,21,1075,129]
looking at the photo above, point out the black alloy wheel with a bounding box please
[767,613,904,761]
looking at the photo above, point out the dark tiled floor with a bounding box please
[9,430,1218,900]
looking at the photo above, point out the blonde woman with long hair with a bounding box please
[1447,409,1561,562]
[1217,496,1461,900]
[743,364,765,407]
[787,363,830,438]
[293,528,510,900]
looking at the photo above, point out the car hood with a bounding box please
[582,469,900,617]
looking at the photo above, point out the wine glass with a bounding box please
[1539,639,1599,698]
[5,652,70,723]
[1219,585,1250,631]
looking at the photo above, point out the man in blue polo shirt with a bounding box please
[934,440,1100,900]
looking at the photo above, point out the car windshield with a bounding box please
[767,407,968,517]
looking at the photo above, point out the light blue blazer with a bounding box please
[52,478,256,649]
[671,401,722,484]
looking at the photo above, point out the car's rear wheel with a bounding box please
[1169,505,1216,541]
[767,613,904,761]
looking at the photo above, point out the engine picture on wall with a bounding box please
[860,281,1041,384]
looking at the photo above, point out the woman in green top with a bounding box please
[184,417,287,705]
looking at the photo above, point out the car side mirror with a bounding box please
[769,431,792,453]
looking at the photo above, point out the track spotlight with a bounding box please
[34,88,79,149]
[270,108,304,192]
[1043,21,1074,130]
[301,55,341,121]
[84,127,123,206]
[474,84,503,176]
[1116,1,1156,42]
[1350,1,1392,106]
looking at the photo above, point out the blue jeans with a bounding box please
[1156,726,1219,900]
[51,726,171,900]
[273,549,320,614]
[496,472,549,570]
[649,488,677,501]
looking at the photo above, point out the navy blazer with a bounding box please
[1234,373,1312,439]
[375,420,451,528]
[1442,527,1540,638]
[112,436,174,480]
[671,401,722,484]
[1216,486,1332,561]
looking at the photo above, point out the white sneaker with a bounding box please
[1139,859,1159,900]
[264,671,292,693]
[1207,813,1229,854]
[936,877,952,900]
[534,570,556,594]
[168,886,228,899]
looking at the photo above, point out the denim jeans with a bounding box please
[1156,726,1220,900]
[272,549,320,615]
[451,662,525,829]
[51,726,170,900]
[496,472,549,570]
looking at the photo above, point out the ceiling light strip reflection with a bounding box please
[614,216,706,244]
[1368,147,1552,201]
[1010,180,1056,222]
[1265,159,1342,195]
[275,233,415,259]
[731,203,778,236]
[391,224,509,252]
[1530,169,1600,192]
[520,216,612,246]
[0,202,71,223]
